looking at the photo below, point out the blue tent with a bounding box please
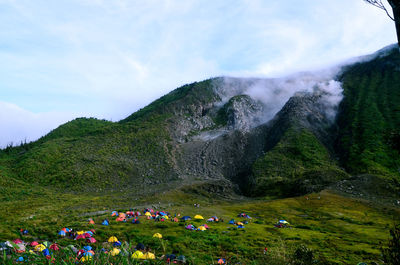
[229,219,235,224]
[181,216,191,221]
[102,219,109,226]
[83,246,92,251]
[84,251,94,256]
[113,241,122,247]
[238,225,245,229]
[42,249,51,256]
[58,230,66,236]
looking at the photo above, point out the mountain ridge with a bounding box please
[1,45,399,200]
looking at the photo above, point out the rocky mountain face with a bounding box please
[1,46,399,199]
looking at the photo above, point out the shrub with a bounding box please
[382,224,400,265]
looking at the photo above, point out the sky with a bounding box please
[0,0,397,147]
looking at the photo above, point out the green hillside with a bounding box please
[1,116,175,192]
[336,49,400,178]
[250,128,348,197]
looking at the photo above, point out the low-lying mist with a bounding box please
[214,66,344,128]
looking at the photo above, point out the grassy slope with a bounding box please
[0,79,219,193]
[250,128,347,197]
[336,49,400,178]
[0,115,176,192]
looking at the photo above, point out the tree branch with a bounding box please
[364,0,395,20]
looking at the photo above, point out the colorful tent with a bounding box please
[111,211,118,217]
[75,234,86,240]
[30,241,39,247]
[132,219,140,224]
[143,252,156,259]
[110,248,120,256]
[83,233,92,238]
[42,248,51,257]
[88,219,95,225]
[83,246,92,252]
[87,237,96,243]
[58,230,66,237]
[153,233,162,239]
[42,241,50,248]
[108,236,118,243]
[49,244,60,251]
[185,224,195,230]
[211,216,219,221]
[181,216,191,221]
[34,244,46,252]
[218,258,226,264]
[113,241,122,247]
[15,243,25,253]
[131,250,144,259]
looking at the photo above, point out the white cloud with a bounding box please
[0,101,80,147]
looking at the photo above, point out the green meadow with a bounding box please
[0,189,398,264]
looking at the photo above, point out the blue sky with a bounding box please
[0,0,396,146]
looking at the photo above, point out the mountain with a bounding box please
[1,46,399,199]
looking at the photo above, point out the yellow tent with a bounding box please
[110,248,120,256]
[145,212,152,216]
[108,236,118,243]
[194,215,204,220]
[164,215,169,220]
[76,230,85,235]
[143,252,156,259]
[237,222,244,226]
[198,226,207,231]
[131,250,144,259]
[34,244,46,252]
[80,255,93,262]
[153,233,162,239]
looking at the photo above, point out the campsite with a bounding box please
[2,1,400,264]
[0,189,399,264]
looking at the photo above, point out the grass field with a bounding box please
[0,189,398,264]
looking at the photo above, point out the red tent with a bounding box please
[49,244,60,251]
[75,234,85,240]
[87,237,96,243]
